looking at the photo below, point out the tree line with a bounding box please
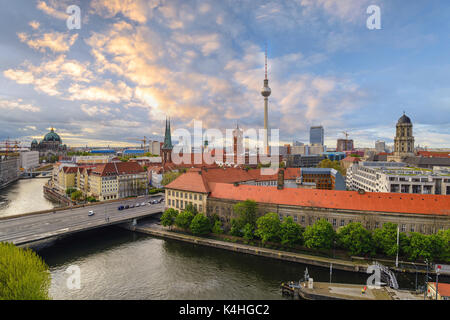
[161,199,449,263]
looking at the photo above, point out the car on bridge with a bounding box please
[141,202,146,206]
[118,205,124,210]
[88,210,95,216]
[125,205,130,209]
[136,203,140,207]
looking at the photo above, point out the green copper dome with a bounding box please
[43,128,61,142]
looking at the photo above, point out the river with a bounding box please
[1,179,425,300]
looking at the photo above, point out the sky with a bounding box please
[0,0,449,148]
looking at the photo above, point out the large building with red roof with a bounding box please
[165,167,450,234]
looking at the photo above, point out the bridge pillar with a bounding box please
[132,218,137,226]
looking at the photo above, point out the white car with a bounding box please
[136,203,140,207]
[88,210,95,216]
[141,202,146,206]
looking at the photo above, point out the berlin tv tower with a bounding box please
[261,44,271,155]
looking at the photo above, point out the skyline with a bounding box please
[1,1,450,148]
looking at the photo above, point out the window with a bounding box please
[199,195,202,200]
[332,219,337,227]
[410,225,415,232]
[199,205,203,212]
[294,215,298,222]
[194,194,197,200]
[401,224,406,232]
[375,222,379,229]
[340,220,345,227]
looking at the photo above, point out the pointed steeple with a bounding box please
[163,116,173,150]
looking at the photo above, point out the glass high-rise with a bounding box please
[310,126,324,145]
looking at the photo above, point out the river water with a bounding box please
[1,179,426,300]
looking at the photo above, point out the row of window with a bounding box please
[168,199,203,212]
[167,190,203,201]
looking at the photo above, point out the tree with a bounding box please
[255,213,281,244]
[317,159,345,176]
[70,190,83,201]
[65,188,76,195]
[243,223,255,241]
[437,229,450,262]
[230,218,243,237]
[303,218,335,250]
[233,200,258,228]
[337,222,374,256]
[184,203,198,215]
[161,208,178,229]
[190,213,211,235]
[174,210,195,230]
[212,220,223,234]
[280,216,304,246]
[0,242,51,300]
[161,171,182,186]
[373,223,409,257]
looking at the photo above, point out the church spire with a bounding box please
[163,117,173,150]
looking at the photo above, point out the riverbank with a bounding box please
[128,223,439,276]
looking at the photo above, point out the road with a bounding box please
[0,195,165,246]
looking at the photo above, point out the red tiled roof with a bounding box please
[342,156,361,162]
[430,283,450,297]
[165,169,210,193]
[208,183,450,216]
[62,166,78,174]
[418,151,450,158]
[90,162,145,177]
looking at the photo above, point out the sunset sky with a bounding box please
[1,0,449,148]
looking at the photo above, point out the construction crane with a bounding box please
[342,131,350,140]
[0,139,21,157]
[139,136,148,151]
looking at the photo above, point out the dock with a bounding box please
[282,281,423,300]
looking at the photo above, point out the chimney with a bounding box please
[277,168,284,190]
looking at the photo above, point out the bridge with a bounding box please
[0,195,165,246]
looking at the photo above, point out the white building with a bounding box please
[346,161,450,195]
[20,151,39,171]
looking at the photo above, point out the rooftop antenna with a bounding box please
[264,42,268,80]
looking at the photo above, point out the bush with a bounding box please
[337,222,374,256]
[0,242,51,300]
[233,200,258,229]
[303,218,335,250]
[174,210,195,230]
[190,214,211,235]
[230,218,243,237]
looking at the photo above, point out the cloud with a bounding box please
[81,104,112,117]
[17,31,78,53]
[0,98,40,112]
[89,0,158,24]
[68,81,132,103]
[36,0,69,20]
[29,21,40,30]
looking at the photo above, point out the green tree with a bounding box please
[337,222,374,256]
[233,200,258,229]
[303,218,335,250]
[174,210,195,230]
[160,208,178,229]
[184,203,198,215]
[437,229,450,262]
[255,213,281,244]
[243,223,255,241]
[190,213,211,235]
[212,220,224,234]
[373,223,409,257]
[317,159,346,176]
[65,188,76,195]
[70,190,83,201]
[161,171,182,186]
[229,218,243,237]
[0,242,51,300]
[280,216,304,246]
